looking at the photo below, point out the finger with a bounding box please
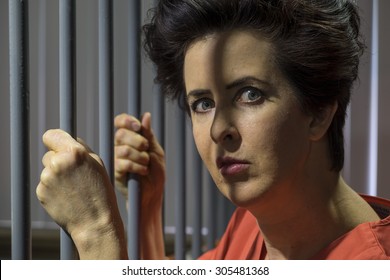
[42,151,55,167]
[36,181,48,205]
[115,145,150,165]
[141,112,152,139]
[43,129,82,153]
[39,166,54,186]
[141,112,164,155]
[114,113,142,132]
[114,128,149,151]
[115,158,149,176]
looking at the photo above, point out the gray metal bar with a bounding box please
[186,125,202,259]
[204,167,217,250]
[37,0,49,222]
[99,0,114,181]
[127,0,141,260]
[217,192,235,239]
[9,0,31,260]
[150,0,166,253]
[152,73,166,243]
[174,109,186,260]
[152,85,165,147]
[367,0,379,196]
[59,0,77,260]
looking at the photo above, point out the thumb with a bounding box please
[43,129,81,152]
[141,112,164,155]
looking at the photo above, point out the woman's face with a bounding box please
[184,30,314,210]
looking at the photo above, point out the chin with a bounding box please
[220,181,270,209]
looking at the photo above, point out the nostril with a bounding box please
[224,134,233,141]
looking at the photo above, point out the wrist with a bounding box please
[70,213,128,259]
[139,207,165,259]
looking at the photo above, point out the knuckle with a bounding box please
[140,151,150,164]
[40,167,53,185]
[36,182,47,203]
[122,146,132,158]
[115,145,131,159]
[115,128,127,142]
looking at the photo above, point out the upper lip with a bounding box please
[216,156,250,169]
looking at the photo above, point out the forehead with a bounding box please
[183,30,281,92]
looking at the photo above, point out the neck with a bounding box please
[251,175,379,260]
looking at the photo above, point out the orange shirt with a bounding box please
[198,195,390,260]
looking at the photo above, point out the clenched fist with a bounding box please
[36,129,127,259]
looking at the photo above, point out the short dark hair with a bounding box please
[143,0,365,172]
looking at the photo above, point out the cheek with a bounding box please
[246,110,309,162]
[269,113,311,169]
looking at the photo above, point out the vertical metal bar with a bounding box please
[99,0,114,181]
[127,0,141,260]
[217,193,235,239]
[59,0,77,259]
[204,167,217,250]
[174,108,186,259]
[37,0,48,222]
[9,0,31,260]
[152,86,165,147]
[152,74,166,241]
[149,0,167,254]
[343,105,352,183]
[216,194,226,238]
[368,0,379,196]
[151,0,164,145]
[186,125,202,259]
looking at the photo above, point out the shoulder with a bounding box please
[361,194,390,219]
[316,195,390,260]
[363,195,390,259]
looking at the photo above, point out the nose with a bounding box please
[210,107,239,145]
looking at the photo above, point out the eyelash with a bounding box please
[235,86,265,104]
[189,86,265,114]
[190,98,215,114]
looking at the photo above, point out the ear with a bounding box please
[309,102,338,141]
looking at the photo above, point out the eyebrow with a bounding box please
[186,76,270,99]
[226,76,270,90]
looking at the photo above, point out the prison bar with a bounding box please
[59,0,77,260]
[186,126,203,259]
[174,109,186,260]
[9,0,31,260]
[368,0,379,196]
[98,0,114,182]
[127,0,141,260]
[205,167,217,250]
[6,0,233,260]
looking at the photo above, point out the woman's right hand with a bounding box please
[114,112,166,211]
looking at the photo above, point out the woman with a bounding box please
[37,0,390,259]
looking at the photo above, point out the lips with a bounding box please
[216,156,250,176]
